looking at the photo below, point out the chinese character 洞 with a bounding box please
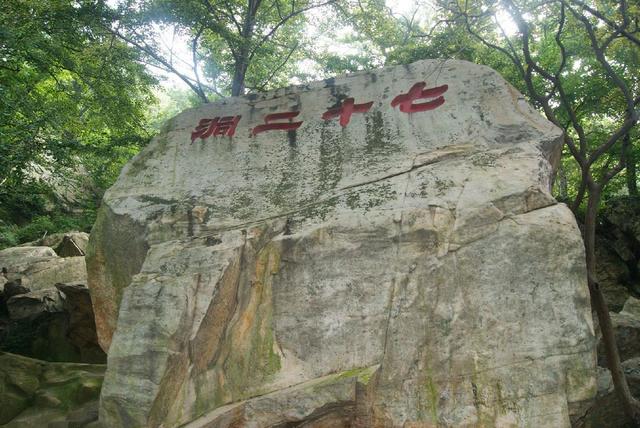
[191,116,242,142]
[322,98,373,127]
[391,83,448,113]
[252,111,303,136]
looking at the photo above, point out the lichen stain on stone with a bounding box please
[287,129,297,147]
[267,145,301,210]
[125,134,168,178]
[220,241,282,401]
[417,363,439,424]
[229,190,255,220]
[318,120,345,194]
[364,111,388,152]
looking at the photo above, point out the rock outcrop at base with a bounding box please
[0,242,104,364]
[87,59,596,427]
[0,352,104,427]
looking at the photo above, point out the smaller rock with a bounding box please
[621,357,640,396]
[3,279,30,299]
[580,366,634,428]
[0,245,87,292]
[0,246,58,272]
[66,400,99,426]
[595,236,632,312]
[20,256,87,292]
[56,235,86,257]
[34,392,63,408]
[598,309,640,368]
[1,284,105,363]
[0,390,30,424]
[0,352,105,427]
[24,232,90,258]
[595,367,613,398]
[55,283,106,364]
[6,289,64,320]
[621,296,640,319]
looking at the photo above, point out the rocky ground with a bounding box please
[0,232,106,427]
[1,217,639,427]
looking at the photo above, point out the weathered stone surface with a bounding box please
[55,283,105,363]
[0,246,58,271]
[88,60,595,427]
[579,361,640,428]
[595,236,633,312]
[0,352,104,427]
[3,280,30,299]
[0,284,105,363]
[598,298,640,367]
[621,296,640,319]
[184,366,378,428]
[18,257,87,291]
[595,196,640,311]
[0,245,86,291]
[7,288,64,320]
[24,231,90,258]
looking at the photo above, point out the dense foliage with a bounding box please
[0,0,158,246]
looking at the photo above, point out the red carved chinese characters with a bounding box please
[191,116,242,142]
[391,82,448,113]
[322,98,373,127]
[252,111,303,136]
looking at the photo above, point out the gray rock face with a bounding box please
[87,60,595,427]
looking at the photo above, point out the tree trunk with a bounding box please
[624,133,637,196]
[556,162,568,202]
[231,0,260,97]
[231,62,248,97]
[584,182,640,422]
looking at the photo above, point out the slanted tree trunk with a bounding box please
[624,134,638,196]
[584,179,640,422]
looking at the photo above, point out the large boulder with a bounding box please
[87,60,595,427]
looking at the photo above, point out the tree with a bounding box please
[0,0,155,227]
[429,0,640,421]
[107,0,337,100]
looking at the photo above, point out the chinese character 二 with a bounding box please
[322,98,373,127]
[252,111,303,136]
[391,82,449,113]
[191,116,242,142]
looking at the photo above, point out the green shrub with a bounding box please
[0,223,19,249]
